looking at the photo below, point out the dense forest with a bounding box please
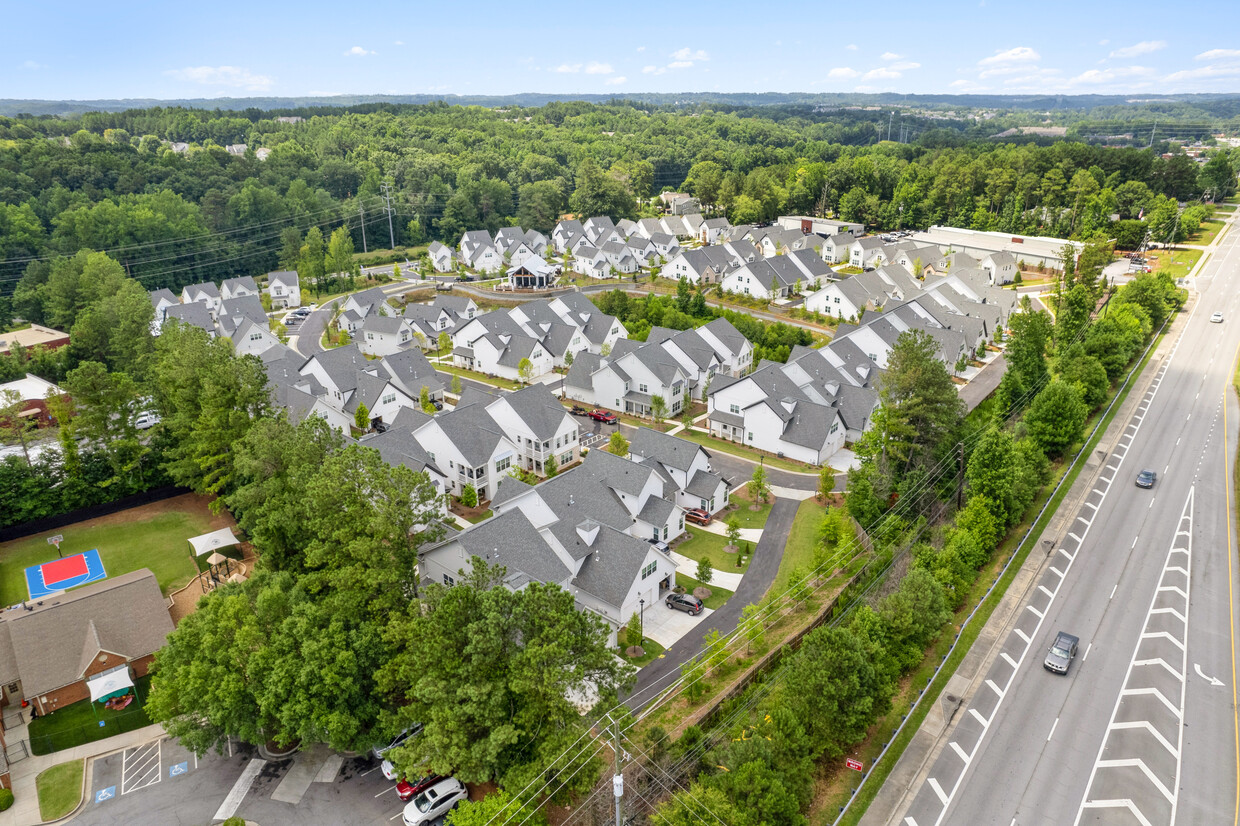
[0,100,1235,326]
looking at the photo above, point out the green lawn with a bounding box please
[674,576,733,611]
[1149,248,1202,279]
[723,492,774,529]
[1214,204,1236,213]
[462,509,493,524]
[771,500,828,594]
[434,364,524,391]
[617,637,667,668]
[1190,220,1227,246]
[674,527,749,574]
[0,511,211,606]
[29,677,153,756]
[37,759,84,821]
[674,429,823,473]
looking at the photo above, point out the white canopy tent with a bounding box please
[188,528,241,557]
[87,666,135,702]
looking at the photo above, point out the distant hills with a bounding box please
[3,92,1239,118]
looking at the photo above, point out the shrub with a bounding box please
[0,789,12,811]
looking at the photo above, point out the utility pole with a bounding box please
[380,182,396,249]
[956,441,965,509]
[359,203,368,253]
[887,111,894,142]
[1148,121,1157,149]
[612,715,624,826]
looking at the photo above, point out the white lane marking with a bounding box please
[1131,536,1139,549]
[1110,720,1179,758]
[1068,532,1083,542]
[949,741,971,765]
[1027,605,1044,619]
[1081,799,1155,826]
[1014,628,1031,645]
[1083,642,1092,661]
[1059,548,1075,561]
[1133,658,1184,681]
[1110,584,1118,599]
[969,708,990,729]
[1193,663,1225,687]
[1038,585,1055,599]
[905,819,920,826]
[1050,565,1065,577]
[928,778,949,805]
[1001,653,1019,669]
[1047,717,1059,742]
[212,758,266,822]
[986,679,1004,698]
[1095,759,1175,803]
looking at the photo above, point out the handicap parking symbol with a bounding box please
[169,761,188,778]
[95,786,116,803]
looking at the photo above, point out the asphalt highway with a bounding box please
[887,219,1240,826]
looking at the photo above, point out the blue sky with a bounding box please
[5,1,1240,99]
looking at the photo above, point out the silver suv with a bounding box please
[1044,631,1079,675]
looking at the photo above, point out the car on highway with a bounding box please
[401,777,468,825]
[666,593,704,615]
[1135,469,1157,488]
[396,773,447,802]
[569,405,590,416]
[1211,311,1224,323]
[684,508,712,526]
[1043,631,1079,675]
[588,409,618,424]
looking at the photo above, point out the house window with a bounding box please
[249,332,262,341]
[748,432,754,442]
[639,383,647,393]
[830,421,839,434]
[662,525,668,540]
[560,451,573,465]
[700,499,708,510]
[382,393,396,405]
[496,456,511,473]
[443,573,455,587]
[679,514,685,530]
[641,561,657,580]
[729,404,740,414]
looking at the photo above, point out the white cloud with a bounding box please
[846,44,858,51]
[165,65,273,91]
[828,67,860,79]
[605,76,627,85]
[1068,66,1156,85]
[668,60,694,69]
[1109,40,1166,59]
[889,61,921,71]
[344,46,375,57]
[1165,63,1240,82]
[978,46,1040,66]
[642,65,662,75]
[862,67,902,80]
[979,65,1026,79]
[1197,48,1240,60]
[585,62,614,75]
[671,47,709,62]
[636,46,646,52]
[554,63,583,73]
[950,79,987,91]
[393,40,404,46]
[1098,39,1110,46]
[880,52,902,61]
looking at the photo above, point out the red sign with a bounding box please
[846,758,864,772]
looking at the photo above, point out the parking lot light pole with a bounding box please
[639,598,645,645]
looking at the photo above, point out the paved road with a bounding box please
[625,496,800,710]
[876,211,1240,826]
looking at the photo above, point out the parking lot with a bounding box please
[74,735,422,825]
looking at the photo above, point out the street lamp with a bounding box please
[639,598,645,645]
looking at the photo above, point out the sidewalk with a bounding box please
[1,723,166,826]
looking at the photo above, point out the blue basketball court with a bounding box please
[24,549,107,599]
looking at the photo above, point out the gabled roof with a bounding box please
[362,315,407,336]
[380,348,444,397]
[449,509,572,585]
[430,402,509,466]
[498,383,573,441]
[629,427,706,474]
[149,288,178,309]
[183,281,220,299]
[222,275,258,294]
[700,317,748,357]
[164,302,215,334]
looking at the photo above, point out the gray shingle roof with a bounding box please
[502,384,573,441]
[164,302,215,334]
[450,509,572,585]
[570,529,654,609]
[629,427,705,474]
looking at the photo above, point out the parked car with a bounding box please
[666,593,704,615]
[372,725,423,780]
[589,409,618,424]
[401,777,469,826]
[1211,312,1224,323]
[1135,469,1157,489]
[684,508,712,526]
[570,405,590,416]
[396,774,446,802]
[432,399,443,411]
[1043,631,1080,675]
[648,538,670,554]
[134,411,161,430]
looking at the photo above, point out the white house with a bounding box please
[428,241,456,273]
[220,276,258,302]
[359,315,414,357]
[181,282,221,315]
[981,252,1019,285]
[266,271,301,309]
[628,427,729,515]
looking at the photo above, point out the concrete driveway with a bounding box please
[642,601,715,648]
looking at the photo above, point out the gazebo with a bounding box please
[187,528,242,593]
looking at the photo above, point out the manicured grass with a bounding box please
[29,677,153,756]
[434,364,524,391]
[0,511,211,606]
[1148,248,1202,279]
[673,429,822,474]
[723,489,775,529]
[617,637,667,668]
[1191,219,1227,246]
[462,509,493,524]
[674,576,733,611]
[771,500,829,594]
[37,759,84,821]
[1214,204,1236,213]
[674,527,750,574]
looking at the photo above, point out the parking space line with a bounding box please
[213,758,266,822]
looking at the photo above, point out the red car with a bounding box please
[396,774,447,802]
[684,508,712,526]
[589,409,618,424]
